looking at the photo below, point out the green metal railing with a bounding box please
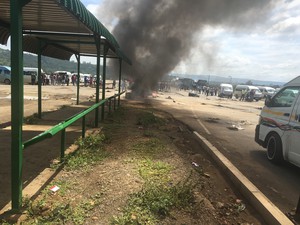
[22,92,125,161]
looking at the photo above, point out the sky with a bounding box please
[1,0,300,83]
[81,0,300,83]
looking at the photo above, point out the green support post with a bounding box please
[10,0,24,211]
[82,116,86,138]
[114,97,116,110]
[95,36,101,127]
[76,54,80,105]
[101,45,107,121]
[38,41,42,118]
[60,129,66,161]
[109,99,112,114]
[118,59,122,106]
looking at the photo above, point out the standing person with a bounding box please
[31,73,36,85]
[84,75,88,87]
[249,89,255,102]
[206,87,210,96]
[89,74,93,87]
[240,89,246,101]
[112,80,116,89]
[65,74,70,86]
[71,74,76,86]
[50,73,54,85]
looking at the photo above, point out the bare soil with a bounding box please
[0,85,264,224]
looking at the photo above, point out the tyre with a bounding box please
[266,133,283,164]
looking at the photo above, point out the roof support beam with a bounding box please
[22,0,32,7]
[37,40,44,119]
[95,35,101,127]
[74,54,80,105]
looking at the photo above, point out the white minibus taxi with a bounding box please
[218,83,233,98]
[23,67,44,84]
[255,76,300,167]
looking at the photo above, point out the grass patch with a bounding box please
[131,138,167,157]
[138,159,172,183]
[111,158,195,224]
[22,193,102,225]
[22,178,104,225]
[137,111,165,128]
[111,175,196,224]
[64,133,109,171]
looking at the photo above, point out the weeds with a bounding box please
[22,192,102,225]
[137,111,165,128]
[111,173,196,224]
[131,138,166,157]
[64,133,109,171]
[75,133,106,150]
[138,159,172,183]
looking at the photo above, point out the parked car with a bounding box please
[255,76,300,167]
[0,65,11,84]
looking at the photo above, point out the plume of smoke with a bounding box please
[97,0,278,95]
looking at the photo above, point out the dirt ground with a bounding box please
[0,85,265,224]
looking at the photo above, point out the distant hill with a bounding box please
[170,73,285,87]
[0,48,287,87]
[0,48,115,77]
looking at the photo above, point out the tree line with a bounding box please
[0,48,114,77]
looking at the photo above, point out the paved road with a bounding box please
[152,89,300,214]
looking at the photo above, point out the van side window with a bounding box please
[4,69,10,75]
[270,87,300,107]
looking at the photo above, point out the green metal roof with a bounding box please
[0,0,131,64]
[56,0,120,48]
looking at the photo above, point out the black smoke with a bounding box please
[98,0,279,94]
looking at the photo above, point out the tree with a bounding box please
[245,80,253,85]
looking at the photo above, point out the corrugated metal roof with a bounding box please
[23,34,123,61]
[0,0,131,64]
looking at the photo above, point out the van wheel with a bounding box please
[266,133,283,164]
[4,79,11,85]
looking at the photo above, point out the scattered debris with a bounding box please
[203,172,211,178]
[206,117,220,123]
[178,126,184,132]
[188,92,199,97]
[235,199,246,212]
[216,202,225,209]
[227,124,244,131]
[50,185,60,193]
[192,162,199,167]
[239,120,252,125]
[152,92,158,98]
[166,96,176,102]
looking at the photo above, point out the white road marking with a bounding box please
[191,107,211,135]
